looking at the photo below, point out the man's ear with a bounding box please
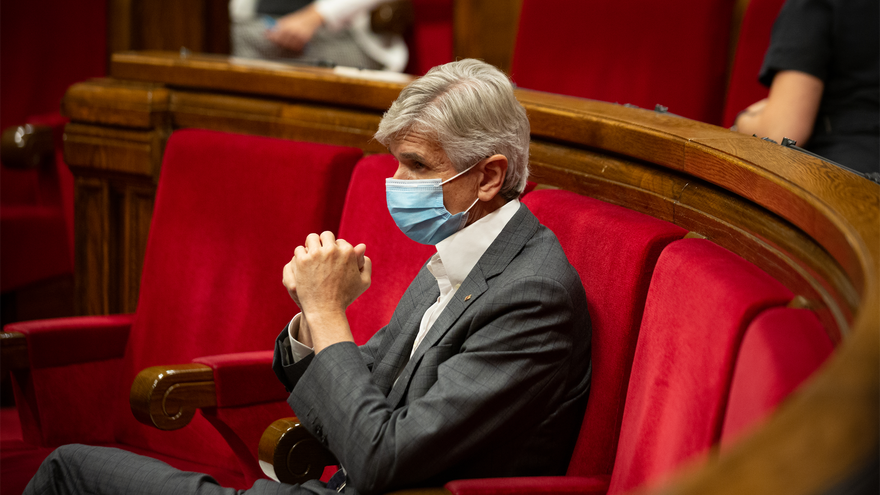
[477,154,508,201]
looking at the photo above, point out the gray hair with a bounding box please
[375,59,530,200]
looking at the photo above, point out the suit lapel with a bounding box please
[385,205,540,407]
[371,266,438,396]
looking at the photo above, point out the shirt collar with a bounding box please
[431,199,521,290]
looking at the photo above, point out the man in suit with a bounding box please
[25,59,591,495]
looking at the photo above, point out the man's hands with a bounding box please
[283,232,371,353]
[265,4,324,52]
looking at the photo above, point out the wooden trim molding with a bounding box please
[258,417,339,485]
[130,363,217,430]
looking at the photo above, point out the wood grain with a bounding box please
[130,364,217,430]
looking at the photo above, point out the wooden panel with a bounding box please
[134,0,206,53]
[453,0,522,73]
[111,52,411,112]
[122,187,156,313]
[169,91,386,152]
[74,177,111,315]
[64,123,167,180]
[63,79,170,129]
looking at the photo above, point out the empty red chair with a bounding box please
[3,129,361,489]
[722,0,788,127]
[720,307,834,445]
[512,0,736,124]
[608,238,793,492]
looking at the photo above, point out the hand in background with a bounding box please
[265,4,324,52]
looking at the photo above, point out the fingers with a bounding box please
[353,243,366,271]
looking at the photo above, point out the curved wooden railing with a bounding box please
[52,51,878,495]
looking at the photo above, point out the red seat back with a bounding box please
[523,190,686,477]
[512,0,736,124]
[720,307,833,445]
[722,0,787,127]
[609,238,793,493]
[338,154,436,345]
[116,129,361,471]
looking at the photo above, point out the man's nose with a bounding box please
[392,163,408,180]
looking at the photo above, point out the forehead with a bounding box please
[388,131,449,164]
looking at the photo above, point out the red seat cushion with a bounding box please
[523,190,686,477]
[609,238,793,493]
[512,0,735,124]
[720,307,833,445]
[722,0,788,127]
[10,130,362,487]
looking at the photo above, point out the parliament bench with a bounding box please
[0,52,875,495]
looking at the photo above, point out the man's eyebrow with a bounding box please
[399,151,431,165]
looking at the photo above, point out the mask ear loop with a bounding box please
[440,161,480,185]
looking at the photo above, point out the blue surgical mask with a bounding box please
[386,163,480,245]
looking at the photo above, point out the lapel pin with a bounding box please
[464,294,472,301]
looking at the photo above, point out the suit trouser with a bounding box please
[24,444,333,495]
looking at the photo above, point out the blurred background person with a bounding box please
[733,0,879,175]
[230,0,408,71]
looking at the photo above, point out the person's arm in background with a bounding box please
[734,70,824,146]
[266,0,388,52]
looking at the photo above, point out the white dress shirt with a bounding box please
[287,199,521,361]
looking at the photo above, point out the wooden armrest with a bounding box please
[1,332,29,376]
[1,124,54,170]
[130,364,217,430]
[258,416,338,484]
[370,0,413,36]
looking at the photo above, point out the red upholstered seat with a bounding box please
[522,190,686,478]
[720,307,834,445]
[608,238,793,493]
[511,0,735,124]
[722,0,788,127]
[446,191,686,495]
[4,130,361,489]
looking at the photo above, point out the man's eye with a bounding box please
[413,161,426,169]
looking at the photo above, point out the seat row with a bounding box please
[1,129,833,494]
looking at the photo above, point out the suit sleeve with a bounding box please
[289,275,584,495]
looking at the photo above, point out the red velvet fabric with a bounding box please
[337,154,436,345]
[522,190,686,478]
[195,351,287,408]
[1,0,105,293]
[446,475,611,495]
[113,130,360,472]
[608,239,793,493]
[0,205,71,292]
[720,307,833,445]
[721,0,787,127]
[5,315,134,446]
[6,130,361,486]
[512,0,735,124]
[6,315,133,369]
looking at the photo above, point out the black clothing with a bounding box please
[760,0,879,174]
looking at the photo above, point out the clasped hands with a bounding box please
[283,231,371,353]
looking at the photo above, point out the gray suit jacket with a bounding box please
[273,204,592,495]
